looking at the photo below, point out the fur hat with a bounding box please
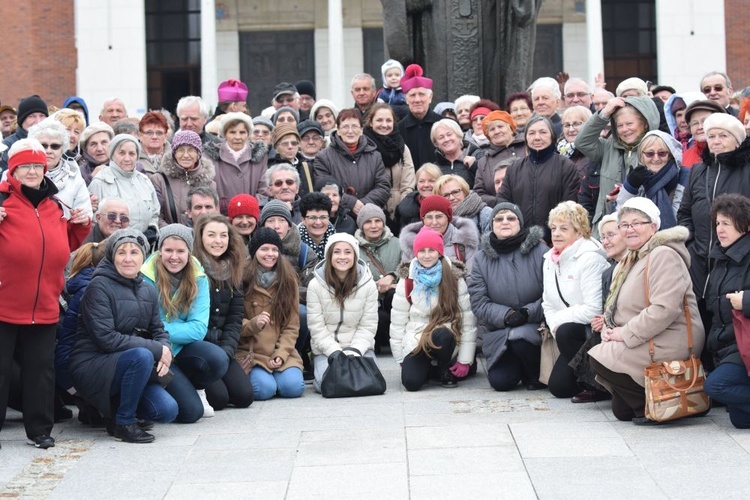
[295,80,316,99]
[220,112,253,137]
[482,110,517,135]
[619,197,661,231]
[413,226,444,257]
[171,130,203,160]
[248,227,282,258]
[400,64,433,94]
[108,133,141,160]
[492,202,524,227]
[259,199,294,227]
[217,79,248,102]
[272,123,301,146]
[381,59,404,86]
[325,232,360,261]
[106,227,149,263]
[158,223,195,250]
[356,203,386,230]
[615,77,648,97]
[17,95,48,128]
[228,194,260,221]
[702,113,747,146]
[419,195,452,222]
[272,106,300,125]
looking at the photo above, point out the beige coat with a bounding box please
[385,145,415,220]
[588,226,705,387]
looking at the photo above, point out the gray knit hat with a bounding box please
[260,199,294,228]
[158,223,195,250]
[492,202,524,227]
[356,203,386,230]
[106,228,149,262]
[272,106,300,125]
[252,116,274,131]
[108,133,142,159]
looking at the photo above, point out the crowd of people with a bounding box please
[1,63,750,449]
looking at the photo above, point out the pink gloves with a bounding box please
[449,362,470,378]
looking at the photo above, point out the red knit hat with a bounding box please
[413,226,444,257]
[228,194,259,221]
[8,148,48,176]
[419,194,452,222]
[400,64,433,93]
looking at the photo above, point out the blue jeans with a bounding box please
[110,348,178,425]
[705,362,750,429]
[167,341,229,423]
[250,366,304,400]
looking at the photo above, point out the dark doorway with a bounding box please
[363,28,385,88]
[239,30,315,114]
[601,0,657,92]
[533,24,563,82]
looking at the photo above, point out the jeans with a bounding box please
[250,367,305,400]
[487,339,541,391]
[312,350,377,393]
[167,341,229,423]
[705,362,750,429]
[401,328,456,392]
[205,358,254,410]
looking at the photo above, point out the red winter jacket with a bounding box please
[0,176,89,325]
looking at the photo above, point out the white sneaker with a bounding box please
[196,389,214,418]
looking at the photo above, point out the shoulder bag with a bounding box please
[320,348,387,398]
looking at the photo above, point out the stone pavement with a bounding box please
[2,355,750,499]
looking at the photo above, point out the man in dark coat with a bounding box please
[397,64,442,169]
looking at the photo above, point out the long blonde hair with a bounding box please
[154,249,198,319]
[412,257,463,355]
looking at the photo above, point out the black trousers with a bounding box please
[548,322,588,398]
[590,357,646,421]
[401,328,456,392]
[0,321,57,437]
[487,339,541,391]
[205,358,254,410]
[376,289,395,349]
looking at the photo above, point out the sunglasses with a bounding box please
[106,212,130,224]
[278,141,299,148]
[493,215,518,223]
[702,84,725,94]
[273,178,296,187]
[40,143,63,151]
[642,151,669,159]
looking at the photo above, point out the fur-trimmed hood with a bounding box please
[203,140,268,164]
[479,225,545,259]
[399,217,480,259]
[638,225,690,265]
[159,154,215,186]
[281,225,302,259]
[396,256,468,280]
[700,136,750,170]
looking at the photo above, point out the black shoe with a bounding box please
[571,390,612,404]
[632,416,660,426]
[104,418,115,437]
[137,419,155,431]
[27,435,55,449]
[523,379,547,391]
[54,394,73,422]
[114,423,155,444]
[440,370,458,388]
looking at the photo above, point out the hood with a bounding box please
[67,266,96,295]
[663,92,704,137]
[396,256,468,280]
[354,225,395,248]
[702,136,750,170]
[160,153,215,185]
[311,258,373,289]
[639,225,690,265]
[641,130,683,166]
[281,225,302,258]
[141,254,206,282]
[479,225,545,259]
[63,96,90,125]
[609,96,660,146]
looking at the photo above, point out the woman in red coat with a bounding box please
[0,138,90,449]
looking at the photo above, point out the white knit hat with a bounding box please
[615,77,648,97]
[619,197,661,230]
[702,113,747,146]
[324,232,360,261]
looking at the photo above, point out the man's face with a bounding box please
[178,103,207,133]
[227,101,248,114]
[351,79,377,108]
[653,90,673,104]
[592,91,612,112]
[274,93,298,111]
[701,74,732,108]
[406,88,433,118]
[99,100,126,126]
[188,194,218,222]
[269,170,299,203]
[0,110,16,133]
[96,201,130,237]
[300,130,324,158]
[564,81,592,108]
[22,112,46,131]
[532,89,559,118]
[299,94,315,112]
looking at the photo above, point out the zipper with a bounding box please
[31,208,45,324]
[333,307,344,343]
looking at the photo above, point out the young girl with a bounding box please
[390,227,476,390]
[142,224,229,422]
[306,233,379,393]
[193,213,254,410]
[378,59,406,106]
[239,228,305,400]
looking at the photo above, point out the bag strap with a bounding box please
[404,277,414,305]
[362,246,388,278]
[300,161,314,193]
[645,256,693,362]
[453,243,465,262]
[158,172,179,224]
[554,273,570,307]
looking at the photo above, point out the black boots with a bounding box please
[114,423,155,444]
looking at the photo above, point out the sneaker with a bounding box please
[197,389,214,418]
[440,370,458,388]
[27,435,55,449]
[114,423,155,444]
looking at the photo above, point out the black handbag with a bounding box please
[320,348,387,398]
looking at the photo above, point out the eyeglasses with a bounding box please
[442,189,464,199]
[40,143,63,151]
[278,141,299,148]
[305,215,329,222]
[276,95,296,104]
[642,151,669,159]
[562,121,584,130]
[423,214,447,223]
[509,106,530,113]
[253,129,270,136]
[175,146,198,156]
[702,84,725,94]
[618,221,651,231]
[141,130,165,137]
[15,163,45,172]
[339,125,361,132]
[564,92,590,99]
[493,215,518,223]
[302,134,323,142]
[600,232,618,242]
[273,178,296,187]
[105,212,130,224]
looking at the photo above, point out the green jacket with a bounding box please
[354,226,401,296]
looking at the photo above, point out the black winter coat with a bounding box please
[677,139,750,297]
[394,191,422,231]
[473,137,527,206]
[70,259,170,416]
[330,206,357,236]
[398,110,442,169]
[705,233,750,367]
[435,148,477,187]
[205,280,244,360]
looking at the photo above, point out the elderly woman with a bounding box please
[431,118,478,186]
[0,139,90,449]
[589,198,705,425]
[400,194,479,271]
[78,122,115,185]
[52,108,86,163]
[616,130,688,229]
[498,116,580,241]
[251,116,274,147]
[150,130,216,226]
[395,163,441,230]
[363,102,415,224]
[576,96,660,232]
[315,176,357,235]
[28,119,92,219]
[470,203,547,391]
[542,201,609,399]
[465,99,499,152]
[136,111,170,175]
[557,105,593,179]
[473,110,526,206]
[315,108,390,217]
[678,113,750,302]
[435,174,491,236]
[89,134,160,239]
[272,106,299,127]
[311,99,339,142]
[454,95,480,132]
[704,194,750,428]
[506,92,534,135]
[204,112,268,214]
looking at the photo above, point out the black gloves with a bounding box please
[626,165,651,190]
[504,308,529,328]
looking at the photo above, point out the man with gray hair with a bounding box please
[529,77,562,136]
[176,95,221,147]
[84,197,131,243]
[563,77,593,111]
[186,186,219,226]
[99,98,127,127]
[265,163,302,224]
[350,74,378,118]
[700,71,738,117]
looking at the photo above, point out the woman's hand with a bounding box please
[90,193,99,213]
[267,356,282,369]
[600,97,626,119]
[601,326,624,342]
[591,314,604,333]
[156,345,173,375]
[0,206,6,224]
[352,199,365,216]
[69,207,91,226]
[254,311,271,330]
[376,275,395,294]
[463,156,476,168]
[727,291,744,311]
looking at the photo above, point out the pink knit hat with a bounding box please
[413,227,444,257]
[400,64,433,94]
[218,79,249,102]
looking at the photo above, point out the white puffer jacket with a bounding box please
[307,259,378,357]
[541,236,610,334]
[389,258,476,364]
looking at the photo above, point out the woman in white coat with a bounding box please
[306,233,379,393]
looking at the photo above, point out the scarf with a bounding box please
[674,129,691,150]
[603,250,639,328]
[452,191,487,219]
[299,223,335,260]
[110,160,135,179]
[556,138,575,158]
[363,127,404,168]
[46,161,71,191]
[641,161,680,229]
[168,269,184,296]
[472,133,490,148]
[412,259,443,304]
[256,268,277,289]
[230,144,248,162]
[201,257,233,286]
[489,228,529,254]
[20,178,53,207]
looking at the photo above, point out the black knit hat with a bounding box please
[248,227,282,258]
[17,95,48,128]
[295,80,316,100]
